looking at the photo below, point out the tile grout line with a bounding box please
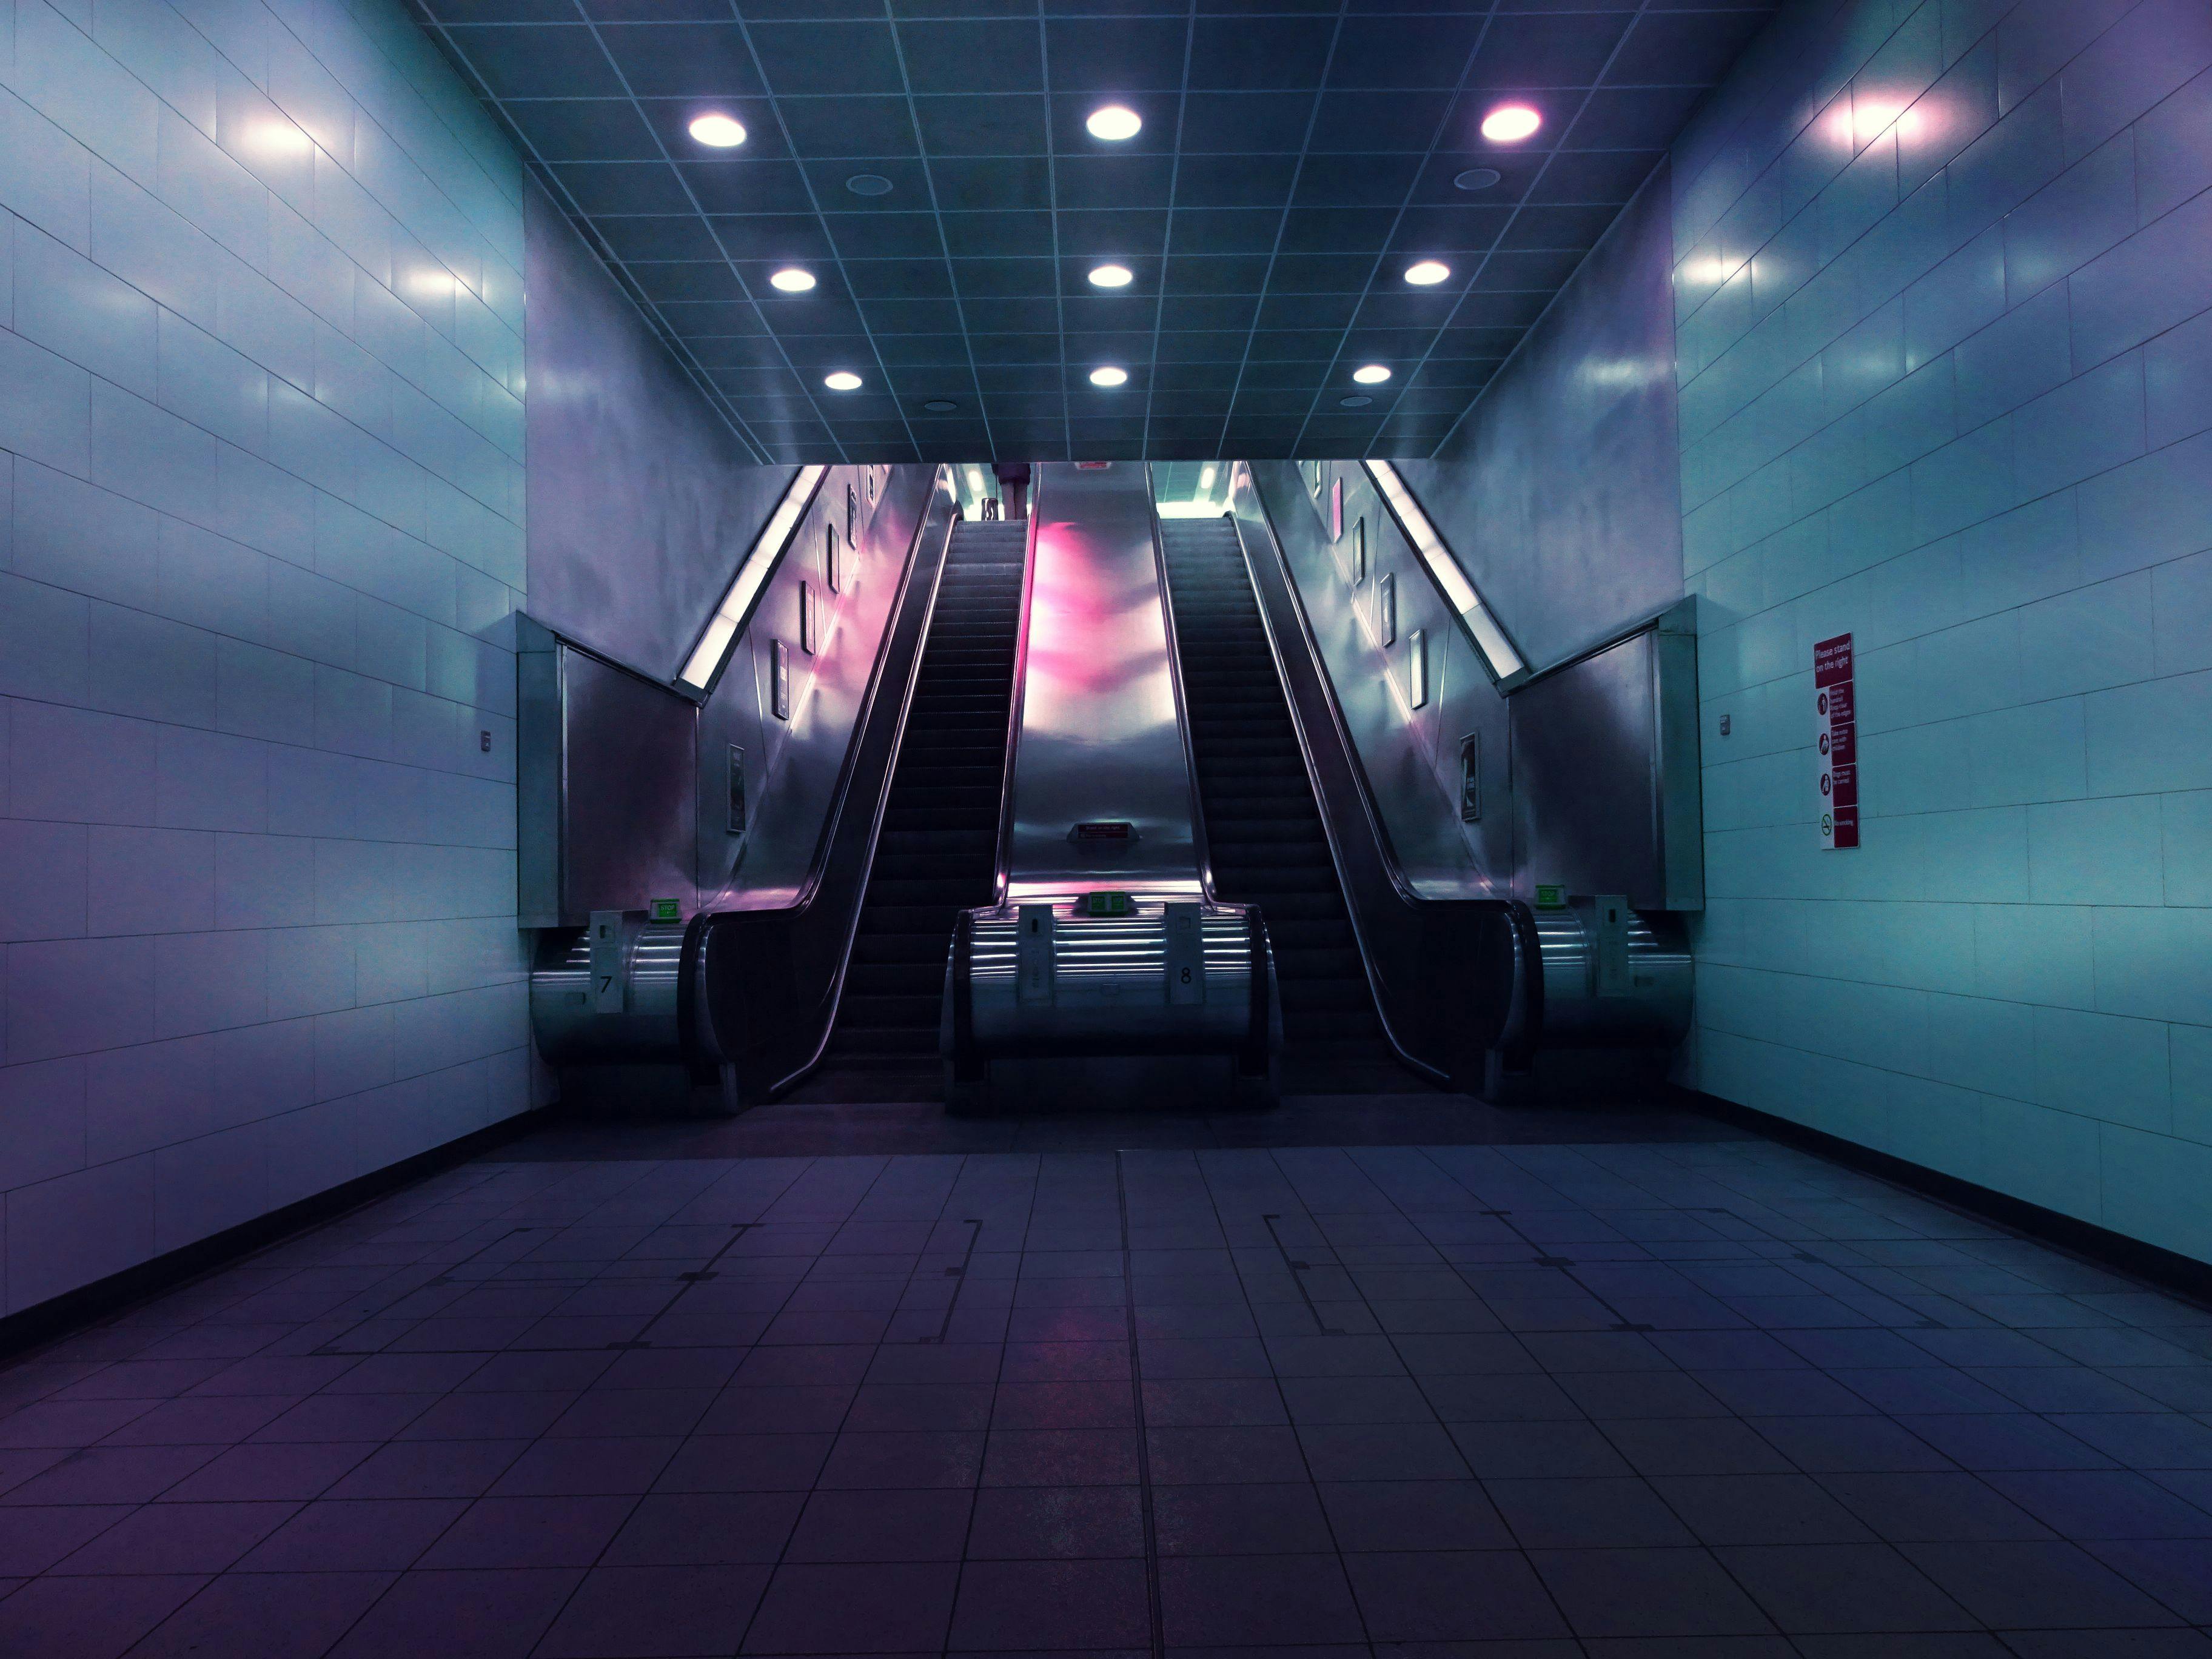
[1113,1150,1168,1659]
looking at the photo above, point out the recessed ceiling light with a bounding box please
[1353,364,1392,384]
[1089,366,1128,387]
[1454,167,1503,191]
[1404,260,1451,286]
[846,173,894,196]
[823,371,862,391]
[769,268,816,293]
[1339,395,1373,409]
[688,113,746,148]
[923,398,959,413]
[1480,104,1541,143]
[1087,264,1133,287]
[1085,105,1141,141]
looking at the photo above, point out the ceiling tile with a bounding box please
[427,0,1778,459]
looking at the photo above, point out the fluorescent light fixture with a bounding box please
[1089,365,1128,386]
[1085,105,1141,141]
[1352,364,1392,384]
[1198,464,1216,489]
[688,112,746,147]
[1480,104,1541,143]
[679,464,827,690]
[967,466,986,492]
[1087,264,1133,287]
[1404,260,1450,286]
[769,267,816,292]
[823,371,862,390]
[1364,460,1523,680]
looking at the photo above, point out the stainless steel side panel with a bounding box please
[515,623,699,929]
[1005,462,1201,897]
[1233,463,1494,899]
[967,906,1255,1051]
[699,464,933,908]
[1508,606,1705,913]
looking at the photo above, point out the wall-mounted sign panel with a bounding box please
[1814,631,1857,849]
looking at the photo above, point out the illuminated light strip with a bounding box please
[1362,460,1524,681]
[679,465,828,690]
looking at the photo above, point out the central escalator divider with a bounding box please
[826,518,1028,1068]
[1159,516,1407,1087]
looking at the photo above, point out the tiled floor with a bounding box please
[4,1125,2212,1657]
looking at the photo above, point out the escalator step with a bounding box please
[1161,518,1400,1072]
[828,518,1027,1061]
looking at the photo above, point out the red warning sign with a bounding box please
[1814,632,1858,850]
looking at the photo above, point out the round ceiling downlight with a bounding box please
[1404,260,1451,286]
[922,398,959,412]
[845,173,894,196]
[1339,395,1373,409]
[1352,364,1392,384]
[1089,366,1128,387]
[823,372,863,391]
[1480,104,1542,143]
[1087,264,1134,287]
[1454,167,1503,190]
[1085,105,1142,141]
[687,113,746,148]
[768,267,816,293]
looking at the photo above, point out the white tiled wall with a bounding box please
[0,0,531,1314]
[1675,0,2212,1262]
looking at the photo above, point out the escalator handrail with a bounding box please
[1225,481,1517,1083]
[987,477,1044,905]
[699,471,962,1095]
[1144,472,1222,907]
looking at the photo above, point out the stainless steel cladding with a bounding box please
[1529,897,1692,1050]
[516,631,700,930]
[1508,609,1705,914]
[529,911,693,1064]
[1001,462,1202,897]
[946,463,1279,1106]
[959,904,1267,1055]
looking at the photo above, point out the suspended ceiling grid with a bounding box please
[416,2,1778,466]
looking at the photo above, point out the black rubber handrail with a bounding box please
[694,472,964,1099]
[1227,470,1526,1091]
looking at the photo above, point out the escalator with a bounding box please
[1159,517,1412,1089]
[822,518,1028,1070]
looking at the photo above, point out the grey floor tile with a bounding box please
[1712,1541,1979,1634]
[1158,1552,1365,1646]
[1527,1545,1773,1639]
[1151,1481,1333,1555]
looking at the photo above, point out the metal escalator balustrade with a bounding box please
[1158,515,1406,1084]
[826,518,1029,1065]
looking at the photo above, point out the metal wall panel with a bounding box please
[1004,463,1201,897]
[523,176,797,682]
[520,465,943,927]
[1247,465,1702,915]
[1235,462,1495,897]
[1508,610,1704,914]
[517,626,699,928]
[698,466,934,906]
[1393,164,1685,674]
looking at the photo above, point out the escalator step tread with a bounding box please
[830,520,1025,1055]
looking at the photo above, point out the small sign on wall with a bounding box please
[1814,631,1858,849]
[1330,476,1344,540]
